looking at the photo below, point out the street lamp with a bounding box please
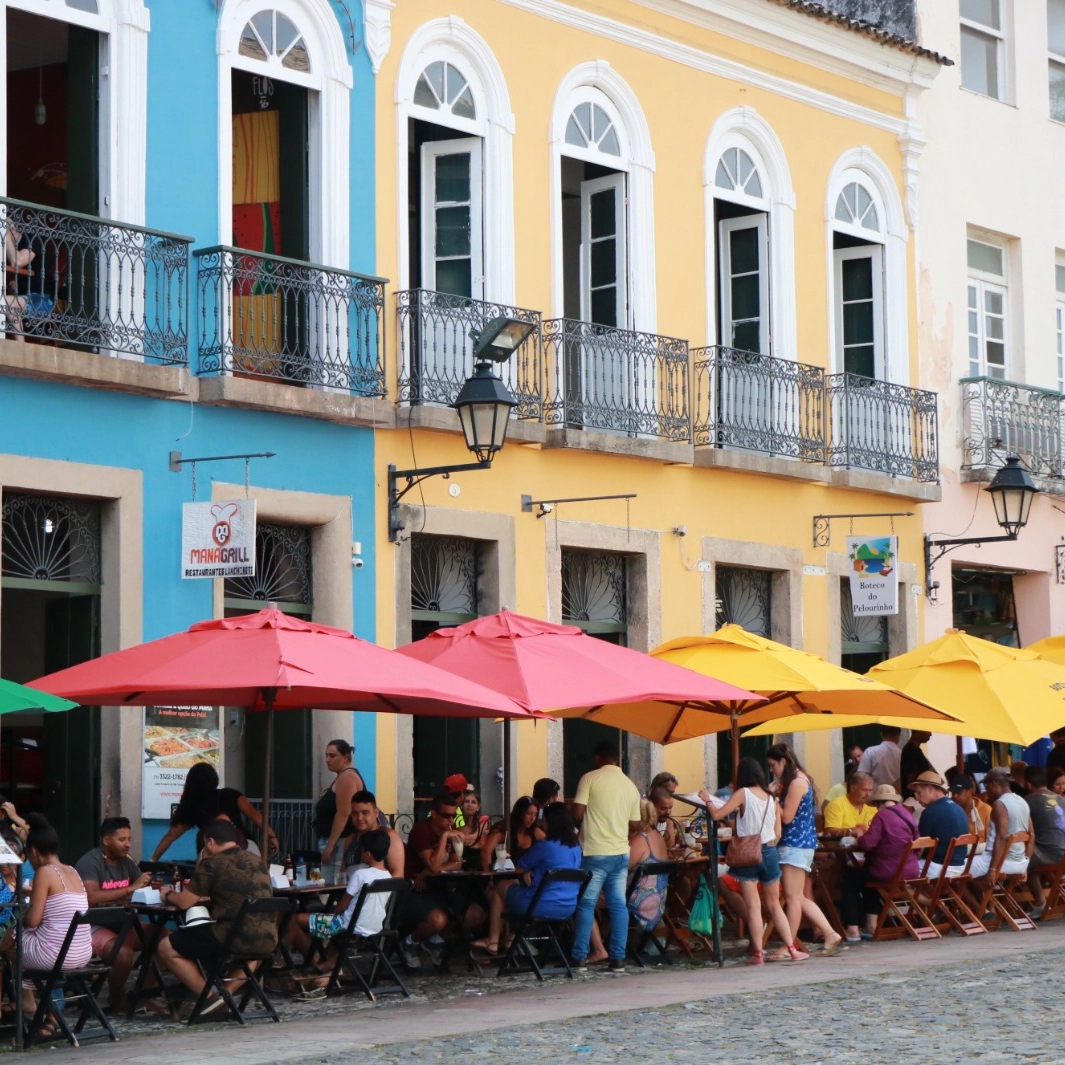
[388,316,536,542]
[924,456,1040,598]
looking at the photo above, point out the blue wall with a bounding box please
[144,0,378,276]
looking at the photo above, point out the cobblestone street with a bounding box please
[53,924,1065,1064]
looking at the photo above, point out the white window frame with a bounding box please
[1056,301,1065,393]
[960,0,1005,101]
[550,64,655,334]
[966,235,1009,380]
[579,171,627,327]
[833,244,884,380]
[216,0,352,269]
[395,22,515,303]
[703,110,796,360]
[718,213,769,354]
[1,0,150,225]
[419,137,484,299]
[1049,0,1065,122]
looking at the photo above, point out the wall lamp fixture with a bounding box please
[388,317,536,543]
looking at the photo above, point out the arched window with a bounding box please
[715,148,763,201]
[835,181,879,233]
[239,10,310,71]
[413,61,476,119]
[565,102,620,156]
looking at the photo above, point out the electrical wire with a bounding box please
[927,482,981,540]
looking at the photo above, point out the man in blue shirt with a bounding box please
[913,770,969,880]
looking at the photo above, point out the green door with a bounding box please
[43,595,100,857]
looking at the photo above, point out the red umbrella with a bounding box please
[29,608,542,852]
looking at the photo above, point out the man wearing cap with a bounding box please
[949,774,993,843]
[443,773,473,827]
[967,766,1034,888]
[858,726,902,790]
[822,772,876,838]
[841,784,918,941]
[912,770,969,879]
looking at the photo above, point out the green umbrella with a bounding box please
[0,677,77,714]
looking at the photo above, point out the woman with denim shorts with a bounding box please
[705,758,806,966]
[767,742,846,959]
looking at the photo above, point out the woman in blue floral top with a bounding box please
[766,743,846,960]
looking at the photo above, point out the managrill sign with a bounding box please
[181,499,257,579]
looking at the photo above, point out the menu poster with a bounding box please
[141,705,220,819]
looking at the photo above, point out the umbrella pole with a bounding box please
[730,713,740,788]
[956,735,965,776]
[707,813,723,968]
[260,688,276,860]
[503,719,512,824]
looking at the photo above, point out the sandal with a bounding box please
[787,944,810,961]
[819,938,849,958]
[747,949,764,965]
[470,939,499,956]
[765,949,792,963]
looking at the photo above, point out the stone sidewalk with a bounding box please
[44,922,1065,1063]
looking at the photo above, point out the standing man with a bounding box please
[899,731,933,799]
[75,817,154,1010]
[858,726,902,790]
[570,740,641,975]
[1045,729,1065,774]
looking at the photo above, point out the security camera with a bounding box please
[353,557,364,569]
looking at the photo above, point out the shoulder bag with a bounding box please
[724,790,772,867]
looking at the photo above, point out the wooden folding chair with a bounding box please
[974,832,1037,932]
[316,877,409,1001]
[867,836,940,942]
[625,860,678,967]
[1034,858,1065,922]
[23,906,131,1048]
[496,868,591,981]
[187,896,294,1025]
[924,834,985,936]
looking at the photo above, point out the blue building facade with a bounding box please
[1,0,383,860]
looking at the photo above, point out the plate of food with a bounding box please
[148,737,191,758]
[159,753,208,769]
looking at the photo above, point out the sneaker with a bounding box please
[607,959,626,975]
[1030,903,1046,921]
[400,936,422,970]
[570,957,588,972]
[423,939,446,968]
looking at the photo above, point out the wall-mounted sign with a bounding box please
[846,534,898,616]
[181,499,256,579]
[141,705,220,819]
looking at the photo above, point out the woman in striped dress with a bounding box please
[5,814,91,1031]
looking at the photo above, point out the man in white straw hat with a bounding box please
[913,770,969,881]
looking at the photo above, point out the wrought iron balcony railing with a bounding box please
[195,246,386,395]
[1,197,191,363]
[692,345,825,462]
[396,289,543,419]
[543,318,690,440]
[826,372,939,482]
[961,376,1064,479]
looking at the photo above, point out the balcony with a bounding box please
[693,346,825,462]
[195,247,386,395]
[396,289,542,419]
[1,196,190,364]
[543,318,690,441]
[826,373,939,482]
[961,376,1064,482]
[691,345,939,487]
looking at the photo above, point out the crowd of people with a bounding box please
[0,726,1059,1040]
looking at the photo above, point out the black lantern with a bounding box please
[388,317,535,542]
[985,455,1038,537]
[924,454,1041,598]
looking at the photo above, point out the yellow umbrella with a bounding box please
[650,625,956,774]
[861,629,1065,746]
[1027,634,1065,666]
[741,714,946,739]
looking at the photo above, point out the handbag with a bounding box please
[724,789,772,867]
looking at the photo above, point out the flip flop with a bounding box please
[765,949,792,963]
[818,940,849,957]
[470,939,499,956]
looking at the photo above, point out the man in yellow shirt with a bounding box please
[571,740,641,974]
[823,772,876,837]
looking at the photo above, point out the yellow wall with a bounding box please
[371,0,934,807]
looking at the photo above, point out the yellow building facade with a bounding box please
[369,0,946,814]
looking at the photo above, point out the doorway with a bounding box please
[0,493,102,858]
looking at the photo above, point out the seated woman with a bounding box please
[628,799,670,933]
[839,784,918,943]
[459,790,491,869]
[480,796,541,871]
[2,814,92,1036]
[473,803,582,954]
